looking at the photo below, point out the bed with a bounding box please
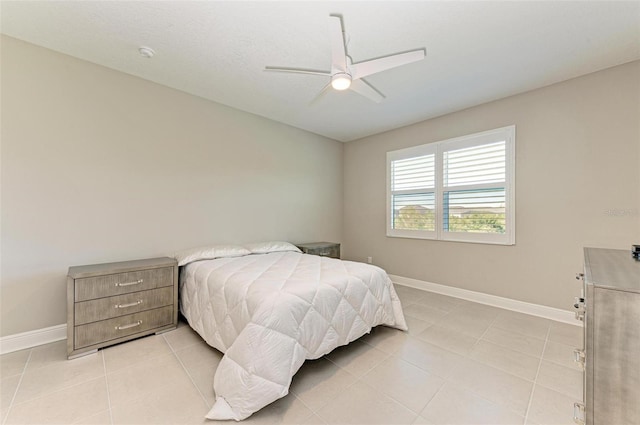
[176,241,407,421]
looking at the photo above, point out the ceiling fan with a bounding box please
[264,15,426,103]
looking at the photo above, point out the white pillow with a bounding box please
[243,241,301,255]
[173,245,251,266]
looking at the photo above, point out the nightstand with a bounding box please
[296,242,341,259]
[67,257,178,359]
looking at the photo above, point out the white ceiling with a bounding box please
[2,1,639,142]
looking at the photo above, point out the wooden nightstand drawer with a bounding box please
[74,286,174,325]
[296,242,340,259]
[74,305,174,349]
[67,257,178,359]
[75,266,173,301]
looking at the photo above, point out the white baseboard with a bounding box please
[0,276,580,355]
[389,274,581,326]
[0,324,67,355]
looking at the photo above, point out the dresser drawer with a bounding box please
[74,286,174,325]
[296,242,341,259]
[75,267,173,301]
[308,246,340,258]
[74,305,174,349]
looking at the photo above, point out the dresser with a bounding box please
[67,257,178,359]
[574,248,640,424]
[295,242,340,259]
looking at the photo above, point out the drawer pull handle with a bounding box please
[115,279,143,287]
[573,297,585,321]
[115,320,142,331]
[573,402,585,424]
[114,300,143,309]
[573,348,585,369]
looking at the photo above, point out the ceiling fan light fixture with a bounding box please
[331,73,352,90]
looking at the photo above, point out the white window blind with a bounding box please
[443,142,506,187]
[391,155,435,191]
[387,126,515,245]
[390,154,436,233]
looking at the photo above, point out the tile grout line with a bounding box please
[439,309,543,422]
[416,380,449,423]
[161,334,210,410]
[469,317,545,385]
[420,294,555,418]
[284,392,318,423]
[356,353,432,418]
[398,305,550,420]
[523,326,551,424]
[292,398,318,424]
[2,349,33,425]
[310,355,362,419]
[378,307,517,421]
[101,350,114,425]
[468,310,502,353]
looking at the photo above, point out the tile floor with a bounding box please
[0,285,583,425]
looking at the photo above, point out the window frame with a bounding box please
[386,125,515,245]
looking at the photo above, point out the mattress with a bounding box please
[179,250,407,420]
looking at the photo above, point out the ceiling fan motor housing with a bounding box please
[331,72,352,90]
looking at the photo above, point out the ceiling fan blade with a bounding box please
[264,66,331,77]
[309,82,333,105]
[351,49,425,80]
[328,15,348,73]
[349,79,385,103]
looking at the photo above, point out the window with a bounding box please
[387,126,515,245]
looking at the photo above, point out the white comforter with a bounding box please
[179,251,407,421]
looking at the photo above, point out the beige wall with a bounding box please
[2,35,638,338]
[0,36,343,336]
[343,60,640,311]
